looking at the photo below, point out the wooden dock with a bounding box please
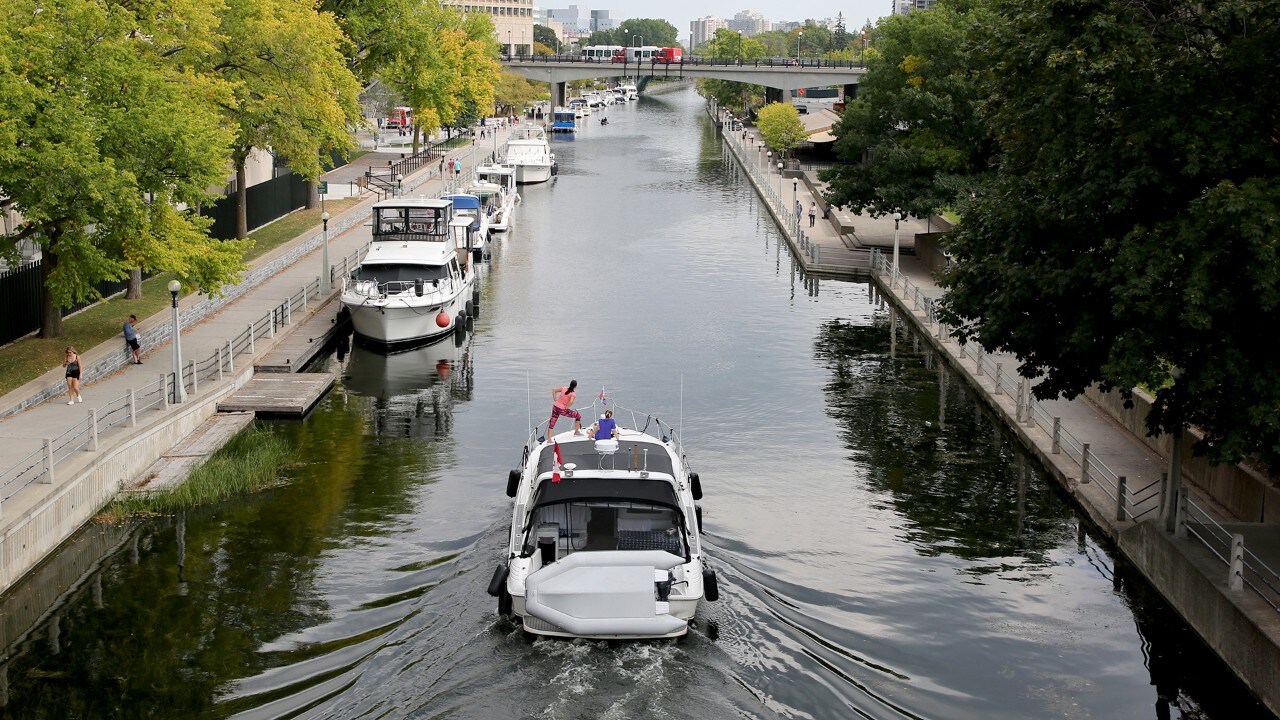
[126,411,256,494]
[256,295,348,373]
[217,373,335,416]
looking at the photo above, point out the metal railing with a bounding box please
[1180,493,1280,611]
[503,53,868,70]
[0,243,368,514]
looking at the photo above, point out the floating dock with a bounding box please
[217,373,335,416]
[255,296,348,373]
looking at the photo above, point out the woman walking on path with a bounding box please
[63,346,83,405]
[548,380,583,438]
[809,202,817,227]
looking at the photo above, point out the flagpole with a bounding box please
[678,374,684,444]
[526,370,532,441]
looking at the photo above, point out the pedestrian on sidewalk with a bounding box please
[123,314,142,364]
[63,346,83,405]
[808,202,817,227]
[794,200,803,223]
[453,158,462,177]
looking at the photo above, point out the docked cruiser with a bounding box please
[340,198,477,348]
[468,164,518,233]
[489,400,719,639]
[504,124,555,184]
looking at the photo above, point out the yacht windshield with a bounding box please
[524,501,686,557]
[357,263,448,285]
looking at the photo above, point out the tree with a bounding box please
[211,0,362,238]
[493,70,548,115]
[617,19,679,48]
[694,29,768,114]
[938,0,1280,469]
[821,6,990,220]
[756,103,806,158]
[0,0,245,337]
[833,12,850,50]
[584,29,621,47]
[533,24,560,53]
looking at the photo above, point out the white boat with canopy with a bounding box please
[489,396,719,639]
[340,198,477,348]
[504,124,556,185]
[468,164,518,233]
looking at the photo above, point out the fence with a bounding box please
[867,249,1280,612]
[0,243,367,514]
[201,172,310,240]
[0,263,155,346]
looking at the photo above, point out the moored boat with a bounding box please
[489,398,719,639]
[340,198,477,349]
[468,164,518,233]
[504,124,555,184]
[440,193,489,259]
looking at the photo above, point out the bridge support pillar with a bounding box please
[765,87,783,105]
[553,81,567,112]
[843,83,859,102]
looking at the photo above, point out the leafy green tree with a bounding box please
[584,29,621,47]
[493,70,548,115]
[533,24,560,53]
[212,0,362,239]
[756,103,806,158]
[617,19,679,48]
[821,6,990,219]
[833,12,850,50]
[0,0,244,337]
[694,29,767,114]
[939,0,1280,469]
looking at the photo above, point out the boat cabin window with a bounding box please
[356,263,449,286]
[376,206,447,236]
[524,501,685,558]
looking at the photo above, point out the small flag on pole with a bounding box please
[552,442,563,483]
[599,386,606,406]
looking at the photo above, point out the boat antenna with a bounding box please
[526,370,532,440]
[679,374,684,444]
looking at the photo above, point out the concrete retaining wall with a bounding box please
[1086,386,1280,524]
[0,366,249,592]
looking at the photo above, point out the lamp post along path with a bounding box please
[320,211,331,293]
[168,279,186,403]
[892,212,903,283]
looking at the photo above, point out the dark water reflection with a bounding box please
[0,87,1272,720]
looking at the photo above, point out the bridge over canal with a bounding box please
[502,56,867,107]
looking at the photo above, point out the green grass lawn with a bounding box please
[0,196,365,397]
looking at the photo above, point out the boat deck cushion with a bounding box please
[537,440,673,477]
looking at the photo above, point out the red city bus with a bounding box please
[654,47,683,64]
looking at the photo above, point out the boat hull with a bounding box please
[342,280,474,348]
[514,164,552,184]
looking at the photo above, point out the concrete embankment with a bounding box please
[714,107,1280,714]
[0,130,507,596]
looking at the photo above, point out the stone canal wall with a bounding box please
[713,105,1280,715]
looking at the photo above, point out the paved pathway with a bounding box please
[0,123,516,524]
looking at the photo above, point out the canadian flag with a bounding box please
[552,441,563,483]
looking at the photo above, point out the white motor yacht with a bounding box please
[340,198,477,348]
[440,193,489,259]
[468,164,518,233]
[504,124,555,184]
[489,398,720,639]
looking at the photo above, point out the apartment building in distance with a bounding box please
[445,0,535,54]
[689,16,728,50]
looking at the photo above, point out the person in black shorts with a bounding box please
[123,314,142,364]
[63,346,83,405]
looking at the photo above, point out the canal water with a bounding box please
[0,87,1272,720]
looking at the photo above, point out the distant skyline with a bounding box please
[581,1,892,44]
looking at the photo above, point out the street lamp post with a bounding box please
[320,211,331,293]
[892,212,903,282]
[396,173,404,196]
[508,30,512,57]
[797,31,803,63]
[793,180,799,220]
[766,150,772,178]
[521,29,525,57]
[168,279,186,403]
[777,162,784,203]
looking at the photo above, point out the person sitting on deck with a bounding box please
[593,410,618,441]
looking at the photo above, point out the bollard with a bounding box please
[1080,443,1092,483]
[975,351,984,377]
[1015,381,1026,423]
[1021,379,1034,427]
[301,285,308,305]
[268,311,276,339]
[127,388,137,428]
[1052,417,1061,454]
[216,347,224,382]
[284,299,292,325]
[160,373,169,411]
[1228,534,1245,591]
[249,322,255,354]
[815,245,820,264]
[189,360,198,395]
[994,364,1003,395]
[1115,476,1127,521]
[88,408,99,452]
[227,340,234,373]
[42,438,54,485]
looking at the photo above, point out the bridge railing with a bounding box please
[503,53,867,70]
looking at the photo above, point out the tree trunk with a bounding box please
[126,267,142,299]
[38,241,62,338]
[306,179,319,209]
[412,123,421,155]
[236,158,249,240]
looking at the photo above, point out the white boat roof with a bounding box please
[373,197,452,210]
[476,164,515,176]
[363,240,454,264]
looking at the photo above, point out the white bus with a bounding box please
[612,46,662,63]
[580,45,623,62]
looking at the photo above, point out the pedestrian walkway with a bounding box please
[0,122,517,592]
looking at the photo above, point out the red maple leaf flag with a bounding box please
[552,441,563,483]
